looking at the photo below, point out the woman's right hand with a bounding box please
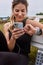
[11,28,25,40]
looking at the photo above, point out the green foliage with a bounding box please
[36,12,43,15]
[0,23,5,32]
[0,18,2,21]
[40,19,43,23]
[28,46,38,65]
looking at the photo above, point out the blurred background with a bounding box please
[0,0,43,65]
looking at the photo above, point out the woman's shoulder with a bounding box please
[4,22,11,31]
[4,22,10,27]
[4,22,11,28]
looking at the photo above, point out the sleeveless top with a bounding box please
[8,18,32,56]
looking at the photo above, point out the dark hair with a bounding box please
[12,0,28,11]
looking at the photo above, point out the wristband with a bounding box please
[35,28,42,35]
[42,29,43,35]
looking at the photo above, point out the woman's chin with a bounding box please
[17,19,23,22]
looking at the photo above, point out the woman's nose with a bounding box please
[19,11,22,16]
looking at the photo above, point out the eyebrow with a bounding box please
[21,9,25,10]
[15,8,25,10]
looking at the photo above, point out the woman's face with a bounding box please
[13,3,27,22]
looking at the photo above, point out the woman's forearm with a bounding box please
[7,35,16,51]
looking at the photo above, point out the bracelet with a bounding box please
[42,29,43,35]
[35,27,42,35]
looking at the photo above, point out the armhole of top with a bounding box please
[8,29,12,40]
[23,17,28,27]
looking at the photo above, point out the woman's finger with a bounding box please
[13,32,25,39]
[12,29,24,35]
[12,28,22,32]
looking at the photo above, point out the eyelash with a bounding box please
[16,10,19,12]
[21,10,24,12]
[15,10,25,12]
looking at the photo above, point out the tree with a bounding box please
[36,12,43,15]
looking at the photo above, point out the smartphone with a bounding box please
[14,22,23,29]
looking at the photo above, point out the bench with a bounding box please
[31,34,43,65]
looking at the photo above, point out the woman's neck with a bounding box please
[15,17,27,22]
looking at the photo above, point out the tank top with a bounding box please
[8,18,32,56]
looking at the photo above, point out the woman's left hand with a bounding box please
[24,24,36,36]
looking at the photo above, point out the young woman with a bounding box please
[3,0,43,64]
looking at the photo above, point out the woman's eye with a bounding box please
[21,10,25,12]
[15,9,19,12]
[22,11,24,12]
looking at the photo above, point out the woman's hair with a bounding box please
[10,0,28,23]
[12,0,28,11]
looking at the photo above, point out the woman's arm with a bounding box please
[26,19,43,29]
[4,22,25,51]
[24,19,43,35]
[3,22,16,51]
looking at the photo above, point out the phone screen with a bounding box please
[14,22,23,29]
